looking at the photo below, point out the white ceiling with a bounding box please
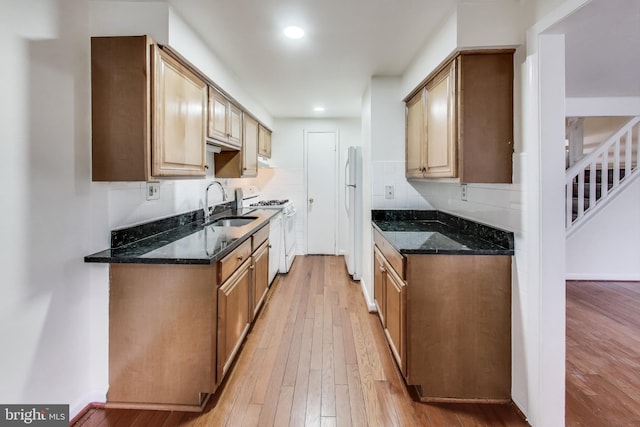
[163,0,457,118]
[98,0,640,118]
[549,0,640,98]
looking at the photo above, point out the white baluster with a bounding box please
[577,170,585,219]
[589,162,596,212]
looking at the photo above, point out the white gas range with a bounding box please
[243,195,297,278]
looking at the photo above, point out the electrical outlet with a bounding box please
[385,185,395,200]
[146,182,160,200]
[461,184,467,201]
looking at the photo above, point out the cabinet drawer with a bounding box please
[373,228,405,279]
[218,239,252,284]
[252,224,269,251]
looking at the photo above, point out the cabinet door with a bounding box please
[406,89,426,178]
[424,61,457,178]
[152,46,207,177]
[228,103,243,148]
[373,247,386,326]
[208,87,229,143]
[251,240,270,319]
[258,125,272,158]
[242,115,259,177]
[385,262,406,376]
[217,260,251,380]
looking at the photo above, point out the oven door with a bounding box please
[281,207,297,272]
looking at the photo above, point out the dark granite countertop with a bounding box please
[85,203,279,265]
[372,210,514,255]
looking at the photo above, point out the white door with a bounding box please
[306,131,337,254]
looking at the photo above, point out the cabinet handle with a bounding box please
[237,255,243,261]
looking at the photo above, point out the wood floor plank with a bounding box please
[333,325,348,385]
[305,369,322,427]
[321,288,336,417]
[273,386,294,427]
[335,384,352,427]
[346,364,368,427]
[289,316,314,427]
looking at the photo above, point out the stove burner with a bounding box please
[250,199,290,207]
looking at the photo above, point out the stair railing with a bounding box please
[565,116,640,233]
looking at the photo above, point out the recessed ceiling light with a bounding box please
[283,26,305,39]
[313,106,325,112]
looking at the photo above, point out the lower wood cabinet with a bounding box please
[217,258,252,380]
[373,228,511,402]
[374,247,407,375]
[107,225,270,411]
[251,240,270,319]
[108,263,217,411]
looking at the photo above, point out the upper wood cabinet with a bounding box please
[258,124,272,158]
[208,87,242,150]
[405,50,514,183]
[243,115,259,177]
[91,36,207,181]
[214,113,259,178]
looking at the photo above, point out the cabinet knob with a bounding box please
[249,265,255,270]
[268,244,272,248]
[237,255,243,261]
[379,266,386,273]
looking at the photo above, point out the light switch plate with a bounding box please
[146,182,160,200]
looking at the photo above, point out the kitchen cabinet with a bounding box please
[251,241,269,319]
[217,257,251,380]
[217,225,268,378]
[373,228,511,402]
[108,263,217,411]
[258,124,272,158]
[208,87,242,150]
[107,225,269,411]
[91,36,207,181]
[405,50,514,183]
[214,114,259,178]
[374,247,406,375]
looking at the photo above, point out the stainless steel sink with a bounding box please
[208,216,258,227]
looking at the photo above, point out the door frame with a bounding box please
[303,129,340,255]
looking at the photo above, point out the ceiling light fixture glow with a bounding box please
[283,26,305,39]
[313,106,325,112]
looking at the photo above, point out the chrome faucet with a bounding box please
[204,181,227,221]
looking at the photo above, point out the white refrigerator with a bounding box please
[344,146,362,280]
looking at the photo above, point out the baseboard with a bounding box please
[566,273,640,281]
[358,278,377,312]
[510,396,529,424]
[70,389,106,424]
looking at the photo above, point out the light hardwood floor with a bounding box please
[566,280,640,427]
[74,256,527,426]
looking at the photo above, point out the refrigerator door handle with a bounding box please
[344,158,351,215]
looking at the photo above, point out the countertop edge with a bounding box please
[84,209,275,265]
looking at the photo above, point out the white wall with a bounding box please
[369,77,433,211]
[0,0,105,416]
[567,177,640,280]
[269,118,361,256]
